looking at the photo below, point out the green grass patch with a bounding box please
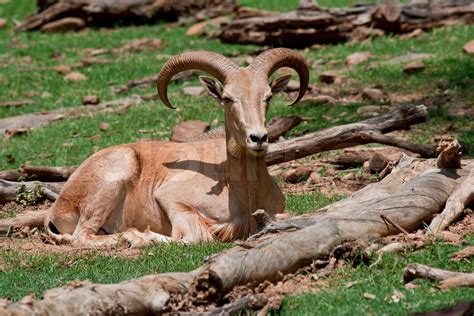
[0,242,230,301]
[282,237,474,315]
[285,192,346,216]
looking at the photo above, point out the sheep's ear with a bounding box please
[199,76,224,101]
[270,74,292,94]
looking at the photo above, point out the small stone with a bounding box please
[368,152,388,174]
[285,80,300,92]
[302,95,337,105]
[405,282,420,290]
[82,95,100,105]
[346,52,372,66]
[463,40,474,55]
[319,72,341,84]
[282,166,312,183]
[99,122,110,131]
[309,172,321,184]
[62,143,74,148]
[171,120,210,142]
[182,86,204,96]
[64,72,87,81]
[357,105,382,116]
[362,88,384,101]
[0,19,7,29]
[186,21,207,36]
[388,53,433,64]
[403,61,425,74]
[54,64,71,74]
[364,293,376,300]
[41,92,52,99]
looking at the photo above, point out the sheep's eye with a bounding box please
[221,97,233,105]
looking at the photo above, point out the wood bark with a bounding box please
[0,165,77,182]
[0,95,143,135]
[1,157,472,314]
[218,1,474,47]
[18,0,237,31]
[0,180,63,204]
[403,263,474,289]
[266,104,436,166]
[428,169,474,234]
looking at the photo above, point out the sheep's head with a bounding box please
[157,49,309,156]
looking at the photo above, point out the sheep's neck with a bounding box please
[225,125,267,212]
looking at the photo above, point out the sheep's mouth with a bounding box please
[248,147,267,157]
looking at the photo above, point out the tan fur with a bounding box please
[2,50,308,248]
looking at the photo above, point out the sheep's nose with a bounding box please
[249,132,268,144]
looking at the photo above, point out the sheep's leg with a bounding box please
[157,198,215,243]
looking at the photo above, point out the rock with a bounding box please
[346,52,372,66]
[0,19,7,29]
[302,95,337,105]
[368,152,388,174]
[40,17,85,33]
[182,86,204,96]
[362,88,384,101]
[399,28,423,39]
[285,80,300,92]
[186,21,207,36]
[403,61,425,74]
[308,171,321,184]
[54,64,71,74]
[357,105,383,116]
[282,166,312,183]
[463,40,474,55]
[319,72,341,84]
[82,95,100,105]
[388,53,433,64]
[64,72,87,81]
[171,120,210,142]
[99,122,110,131]
[41,92,52,99]
[350,26,384,42]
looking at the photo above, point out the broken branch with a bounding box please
[403,263,474,289]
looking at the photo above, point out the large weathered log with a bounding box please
[0,165,77,182]
[1,157,472,314]
[18,0,236,32]
[218,1,474,47]
[266,104,436,166]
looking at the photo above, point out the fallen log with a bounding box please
[0,180,63,204]
[0,95,143,135]
[218,1,474,47]
[266,104,436,166]
[1,156,472,314]
[403,263,474,289]
[18,0,237,32]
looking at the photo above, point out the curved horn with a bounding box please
[157,51,239,109]
[250,48,309,105]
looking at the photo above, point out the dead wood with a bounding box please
[0,209,49,233]
[112,70,197,95]
[18,0,236,31]
[266,115,303,142]
[2,157,472,314]
[0,95,143,134]
[265,104,436,166]
[451,246,474,261]
[218,1,474,47]
[429,168,474,234]
[403,263,474,289]
[0,180,63,204]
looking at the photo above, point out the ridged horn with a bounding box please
[250,48,309,105]
[157,51,239,109]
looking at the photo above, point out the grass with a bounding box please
[0,0,473,314]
